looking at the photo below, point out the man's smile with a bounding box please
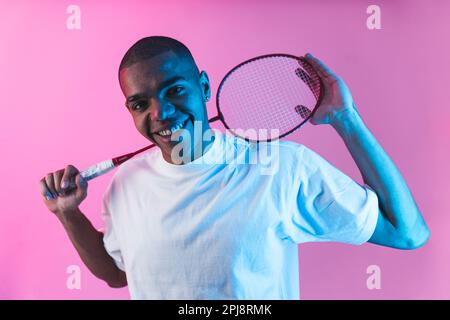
[151,117,191,144]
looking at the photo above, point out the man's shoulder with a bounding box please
[218,131,311,174]
[220,130,306,155]
[110,148,156,182]
[277,139,307,154]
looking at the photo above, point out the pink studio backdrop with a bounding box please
[0,0,449,299]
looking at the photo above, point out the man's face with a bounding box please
[119,51,210,162]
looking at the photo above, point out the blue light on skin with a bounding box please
[119,50,214,164]
[45,189,55,201]
[304,53,430,249]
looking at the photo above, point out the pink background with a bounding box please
[1,0,449,299]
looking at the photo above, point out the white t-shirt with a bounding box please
[101,129,378,299]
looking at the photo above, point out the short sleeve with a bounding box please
[283,145,379,245]
[101,185,126,271]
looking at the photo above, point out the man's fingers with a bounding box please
[40,165,82,201]
[39,179,53,201]
[53,170,65,195]
[304,53,338,82]
[41,176,56,200]
[75,173,88,196]
[61,165,79,192]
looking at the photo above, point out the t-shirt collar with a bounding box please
[152,129,224,173]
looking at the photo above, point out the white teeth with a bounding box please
[157,121,185,137]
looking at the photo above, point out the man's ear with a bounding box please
[199,71,211,102]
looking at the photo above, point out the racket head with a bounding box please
[216,53,323,142]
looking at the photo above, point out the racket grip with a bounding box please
[80,159,115,181]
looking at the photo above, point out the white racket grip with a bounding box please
[80,159,115,181]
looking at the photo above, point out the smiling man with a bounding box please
[39,36,429,299]
[119,41,214,164]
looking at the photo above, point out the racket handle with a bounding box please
[79,144,155,182]
[80,159,115,181]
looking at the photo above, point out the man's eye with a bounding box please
[167,86,184,96]
[132,102,147,111]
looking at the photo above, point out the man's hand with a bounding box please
[39,165,126,286]
[39,165,88,216]
[304,53,356,126]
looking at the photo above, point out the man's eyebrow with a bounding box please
[157,76,187,91]
[126,76,188,104]
[126,94,142,104]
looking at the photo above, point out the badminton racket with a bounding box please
[79,53,323,181]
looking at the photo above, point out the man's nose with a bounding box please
[148,97,175,121]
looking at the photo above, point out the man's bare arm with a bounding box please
[58,208,127,287]
[330,107,429,249]
[39,165,127,287]
[304,53,429,249]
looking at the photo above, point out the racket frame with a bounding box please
[215,53,323,142]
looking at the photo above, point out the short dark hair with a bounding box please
[119,36,198,76]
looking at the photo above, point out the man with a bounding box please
[39,36,429,299]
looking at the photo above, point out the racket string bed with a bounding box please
[218,55,321,141]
